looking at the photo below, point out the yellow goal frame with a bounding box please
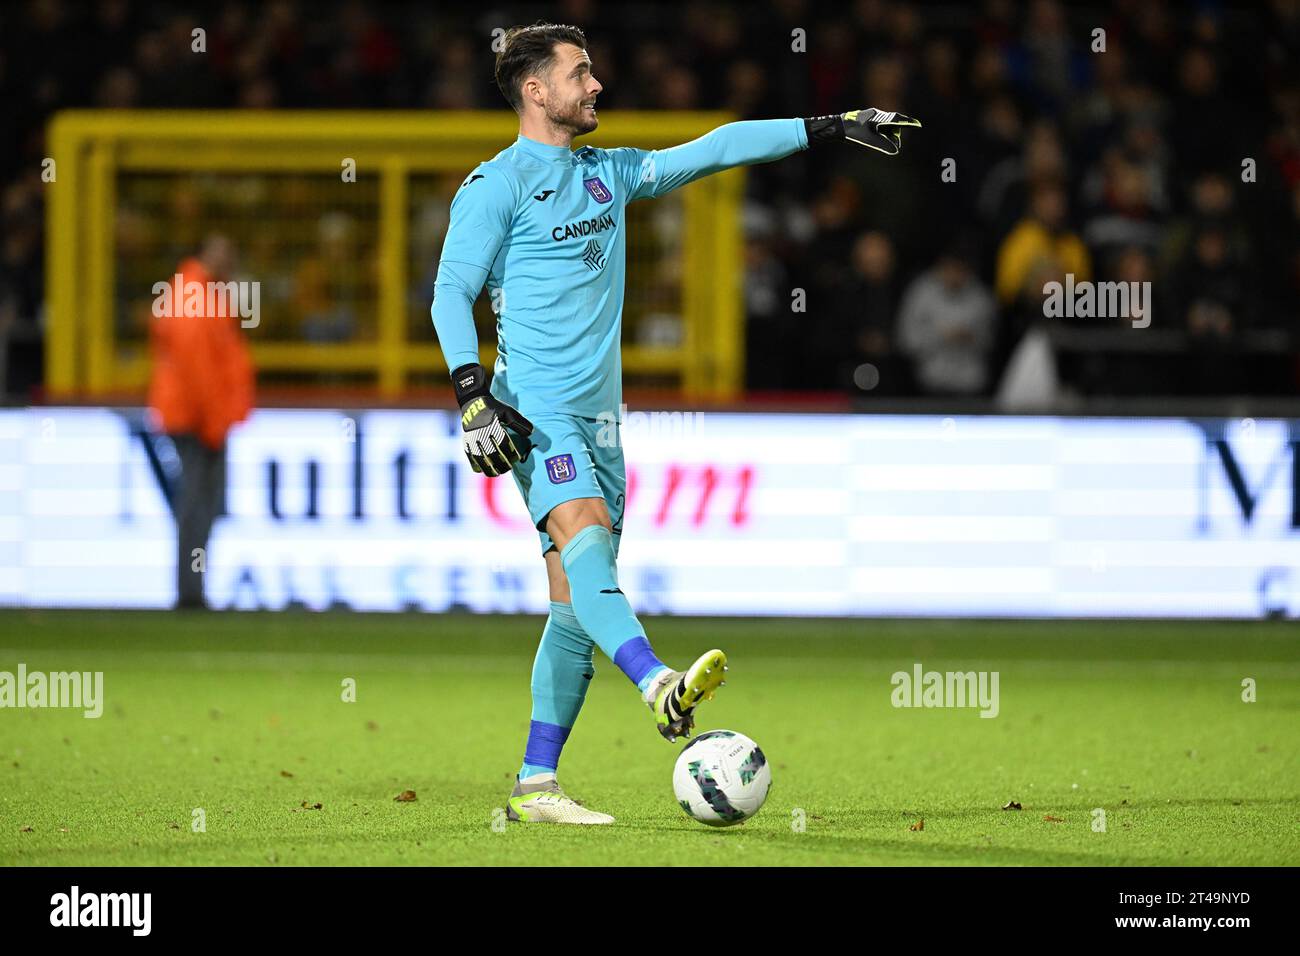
[45,110,745,400]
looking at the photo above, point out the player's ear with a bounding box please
[522,75,545,109]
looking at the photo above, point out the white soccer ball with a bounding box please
[672,729,771,827]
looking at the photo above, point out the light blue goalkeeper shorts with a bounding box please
[510,413,626,556]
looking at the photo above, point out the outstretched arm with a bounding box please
[615,118,807,201]
[614,109,922,201]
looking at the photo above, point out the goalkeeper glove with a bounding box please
[451,363,533,476]
[804,108,922,155]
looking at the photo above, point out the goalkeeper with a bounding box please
[431,22,919,825]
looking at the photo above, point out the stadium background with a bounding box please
[1,0,1298,616]
[1,0,1298,873]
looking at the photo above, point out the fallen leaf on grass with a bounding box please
[19,825,33,833]
[909,818,924,831]
[1002,801,1022,810]
[1043,814,1063,823]
[394,790,418,803]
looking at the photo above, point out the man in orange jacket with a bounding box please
[148,234,255,609]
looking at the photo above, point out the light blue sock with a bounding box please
[519,601,594,779]
[637,663,669,694]
[560,525,667,689]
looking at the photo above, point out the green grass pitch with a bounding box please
[1,610,1296,866]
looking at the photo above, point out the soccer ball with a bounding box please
[672,730,770,827]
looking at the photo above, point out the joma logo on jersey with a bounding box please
[552,212,616,242]
[581,239,607,272]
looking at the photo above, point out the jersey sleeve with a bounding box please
[438,163,517,271]
[431,164,516,371]
[608,118,808,202]
[430,258,489,372]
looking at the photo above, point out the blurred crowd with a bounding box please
[2,0,1299,400]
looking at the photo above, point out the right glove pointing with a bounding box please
[842,108,922,155]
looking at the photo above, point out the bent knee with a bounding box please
[545,497,612,550]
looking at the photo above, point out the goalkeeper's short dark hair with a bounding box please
[495,23,588,112]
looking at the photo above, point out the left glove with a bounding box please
[804,108,922,155]
[451,362,533,476]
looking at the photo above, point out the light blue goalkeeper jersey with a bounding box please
[431,119,808,419]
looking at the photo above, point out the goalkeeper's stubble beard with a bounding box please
[545,89,598,139]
